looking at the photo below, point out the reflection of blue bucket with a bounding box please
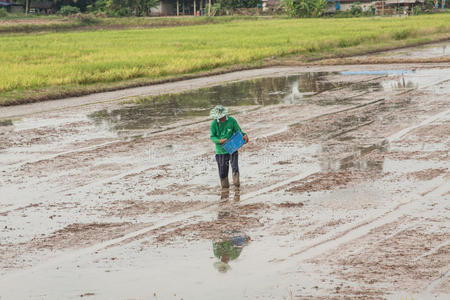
[223,131,245,155]
[229,235,249,247]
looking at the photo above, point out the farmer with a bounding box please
[210,105,248,189]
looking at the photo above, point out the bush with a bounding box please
[214,0,260,10]
[0,7,9,17]
[106,0,159,17]
[413,5,422,15]
[333,11,353,18]
[75,13,100,25]
[393,28,415,40]
[87,0,107,14]
[282,0,328,18]
[350,3,363,16]
[424,0,435,10]
[59,5,81,16]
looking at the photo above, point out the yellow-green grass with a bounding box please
[1,14,449,105]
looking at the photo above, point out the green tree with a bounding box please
[350,3,362,16]
[55,0,97,12]
[424,0,435,10]
[106,0,159,16]
[282,0,328,18]
[215,0,260,10]
[59,5,81,15]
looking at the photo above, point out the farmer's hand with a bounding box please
[243,134,249,144]
[219,139,227,144]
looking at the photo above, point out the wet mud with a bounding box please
[0,43,449,299]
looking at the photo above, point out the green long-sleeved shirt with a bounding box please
[210,116,246,154]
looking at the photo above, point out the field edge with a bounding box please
[1,35,449,107]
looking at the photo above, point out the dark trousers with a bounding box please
[215,152,239,179]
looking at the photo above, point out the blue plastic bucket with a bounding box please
[223,131,245,155]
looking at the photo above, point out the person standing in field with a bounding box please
[210,105,248,189]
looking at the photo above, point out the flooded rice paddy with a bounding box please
[373,42,450,59]
[0,43,449,300]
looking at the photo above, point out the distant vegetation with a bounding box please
[1,0,447,18]
[0,14,449,105]
[58,5,81,16]
[0,0,258,17]
[282,0,328,18]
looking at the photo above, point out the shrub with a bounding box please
[393,28,415,40]
[333,11,353,18]
[282,0,328,18]
[59,6,81,16]
[424,0,435,10]
[106,0,159,17]
[76,14,100,25]
[87,0,107,14]
[0,7,9,17]
[413,5,422,15]
[350,3,363,16]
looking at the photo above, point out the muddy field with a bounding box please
[0,43,449,299]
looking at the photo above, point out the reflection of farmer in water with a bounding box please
[210,105,249,189]
[213,189,250,273]
[213,234,250,273]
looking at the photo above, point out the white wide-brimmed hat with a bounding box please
[210,105,228,120]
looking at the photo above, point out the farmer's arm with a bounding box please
[210,121,221,145]
[210,122,227,145]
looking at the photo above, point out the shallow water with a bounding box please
[87,68,450,133]
[1,68,446,170]
[87,73,344,131]
[380,43,450,59]
[87,71,393,132]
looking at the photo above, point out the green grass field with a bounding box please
[1,14,449,105]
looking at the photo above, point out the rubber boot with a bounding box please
[232,172,240,187]
[233,187,240,202]
[220,177,230,189]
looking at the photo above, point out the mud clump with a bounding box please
[155,216,262,243]
[238,203,271,214]
[312,223,450,296]
[406,168,447,181]
[0,222,148,270]
[0,119,13,126]
[80,292,95,297]
[35,222,141,250]
[302,219,347,239]
[105,200,207,217]
[275,202,304,208]
[285,171,362,193]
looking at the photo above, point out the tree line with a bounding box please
[18,0,263,16]
[50,0,327,17]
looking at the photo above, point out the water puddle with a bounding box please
[344,68,450,92]
[319,143,387,174]
[340,70,421,91]
[89,68,449,133]
[2,68,447,159]
[87,72,372,132]
[382,43,450,58]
